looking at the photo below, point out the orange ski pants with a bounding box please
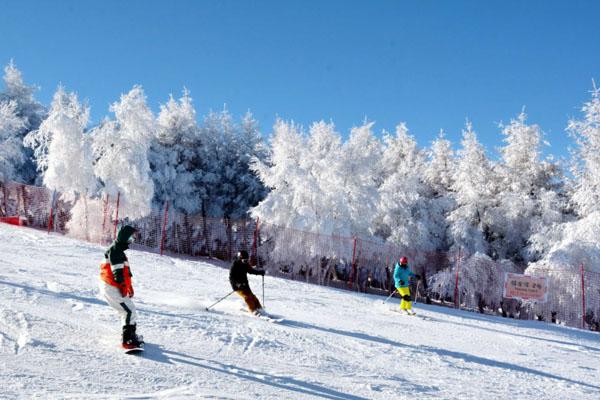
[235,288,262,312]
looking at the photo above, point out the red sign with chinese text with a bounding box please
[503,273,548,302]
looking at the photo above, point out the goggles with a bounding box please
[127,230,139,243]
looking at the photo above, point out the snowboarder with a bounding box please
[393,256,421,315]
[229,249,265,315]
[99,225,144,350]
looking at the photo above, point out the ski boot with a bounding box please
[252,308,265,316]
[122,324,144,350]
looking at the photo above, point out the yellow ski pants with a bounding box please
[397,287,412,310]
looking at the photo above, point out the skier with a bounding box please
[99,225,144,350]
[229,249,265,315]
[393,256,421,315]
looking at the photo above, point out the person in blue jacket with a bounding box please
[393,256,421,315]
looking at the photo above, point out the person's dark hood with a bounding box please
[116,225,137,244]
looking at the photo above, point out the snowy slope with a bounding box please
[1,223,599,400]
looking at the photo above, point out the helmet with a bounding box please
[237,250,249,261]
[400,256,408,265]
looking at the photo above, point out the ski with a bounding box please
[254,312,284,323]
[248,308,284,322]
[387,307,430,320]
[204,307,283,323]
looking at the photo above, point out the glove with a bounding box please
[118,284,128,297]
[415,274,422,280]
[258,269,265,276]
[399,280,406,286]
[128,287,134,298]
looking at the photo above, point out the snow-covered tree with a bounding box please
[260,119,347,238]
[376,123,435,259]
[422,130,457,252]
[0,61,45,183]
[0,100,26,182]
[27,86,96,196]
[495,111,565,262]
[424,130,455,198]
[253,119,379,238]
[197,108,267,219]
[149,90,198,213]
[339,121,382,237]
[568,83,600,217]
[250,119,317,266]
[447,121,497,258]
[251,119,361,271]
[524,85,600,326]
[196,109,228,218]
[25,86,99,240]
[92,85,155,220]
[251,119,309,229]
[228,111,268,218]
[303,120,345,235]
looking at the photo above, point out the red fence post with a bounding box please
[16,185,21,215]
[160,201,169,256]
[242,219,247,250]
[47,207,53,233]
[225,217,232,261]
[252,218,261,268]
[21,185,28,216]
[113,192,121,240]
[47,190,56,234]
[349,237,358,289]
[454,247,462,308]
[101,194,110,234]
[2,184,7,216]
[581,263,586,329]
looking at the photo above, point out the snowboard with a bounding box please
[123,335,145,354]
[124,346,144,355]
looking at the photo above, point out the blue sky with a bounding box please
[1,0,599,159]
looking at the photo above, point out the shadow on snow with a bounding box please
[280,318,600,391]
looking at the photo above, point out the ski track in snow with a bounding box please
[1,223,599,399]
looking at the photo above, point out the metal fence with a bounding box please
[1,179,598,331]
[525,266,600,331]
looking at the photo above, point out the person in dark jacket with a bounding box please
[99,225,144,349]
[229,249,265,314]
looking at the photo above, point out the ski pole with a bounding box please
[205,290,235,311]
[262,275,265,308]
[414,280,421,304]
[383,289,397,304]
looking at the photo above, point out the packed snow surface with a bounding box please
[1,223,599,399]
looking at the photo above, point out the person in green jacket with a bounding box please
[99,225,144,349]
